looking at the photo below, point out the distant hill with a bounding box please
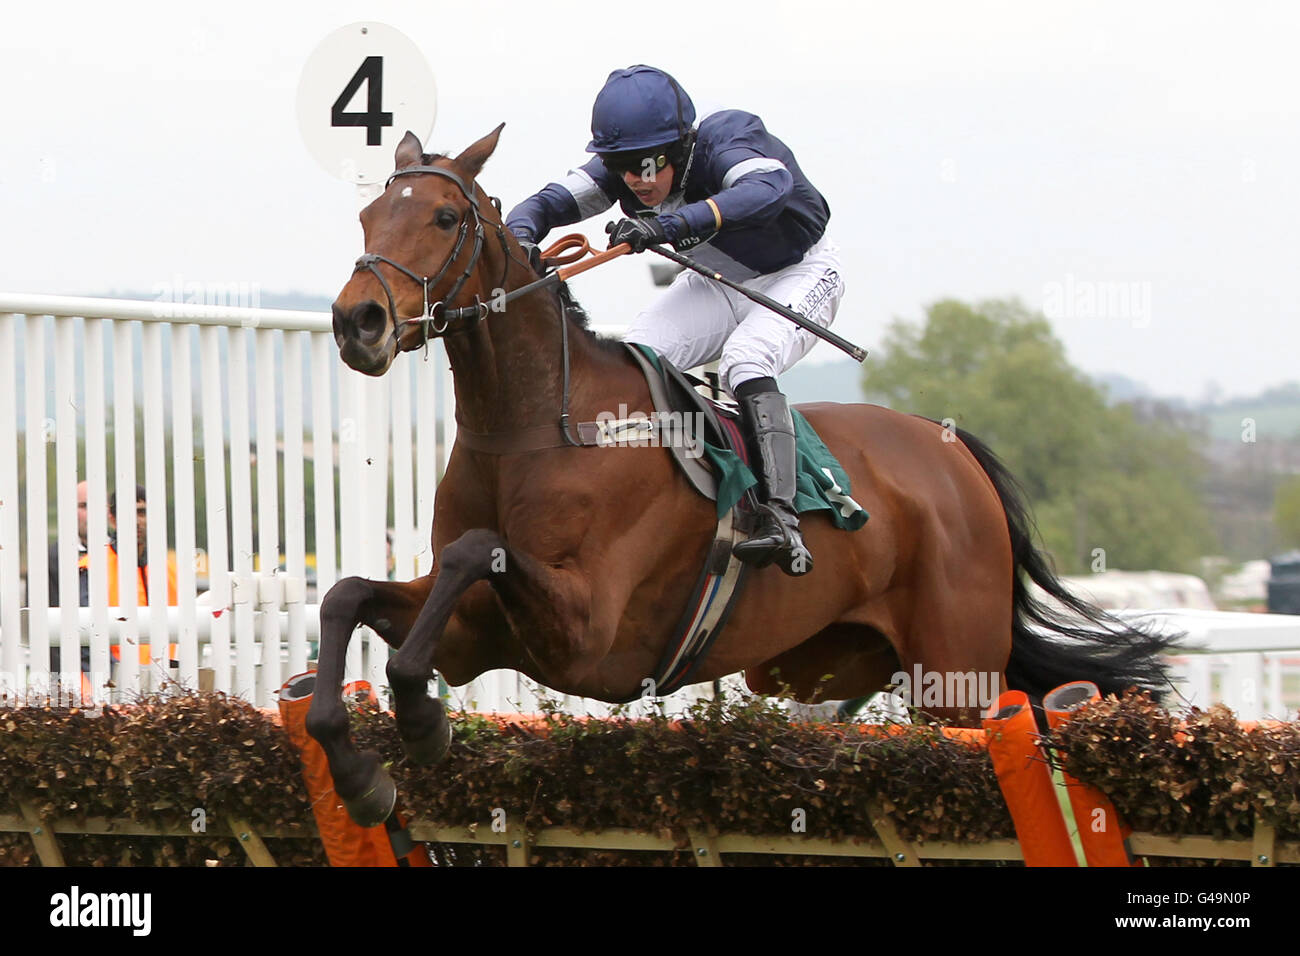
[1201,384,1300,443]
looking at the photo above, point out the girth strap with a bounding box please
[455,418,664,455]
[647,507,750,698]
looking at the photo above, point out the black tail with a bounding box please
[953,426,1179,705]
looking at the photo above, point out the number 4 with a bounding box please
[331,56,394,146]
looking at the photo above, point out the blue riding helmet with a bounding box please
[587,65,697,154]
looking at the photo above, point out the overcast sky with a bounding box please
[4,1,1297,401]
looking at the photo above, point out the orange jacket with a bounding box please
[79,545,179,662]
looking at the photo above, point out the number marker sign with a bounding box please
[297,22,437,185]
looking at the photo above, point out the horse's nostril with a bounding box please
[334,300,390,346]
[352,301,391,345]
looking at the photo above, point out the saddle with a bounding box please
[622,344,759,520]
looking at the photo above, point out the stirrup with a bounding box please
[773,520,814,577]
[733,504,813,576]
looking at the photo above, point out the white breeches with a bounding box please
[622,235,845,394]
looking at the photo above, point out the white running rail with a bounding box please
[0,292,453,708]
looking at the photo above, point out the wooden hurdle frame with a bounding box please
[1,806,1292,867]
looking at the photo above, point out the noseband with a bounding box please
[352,164,507,344]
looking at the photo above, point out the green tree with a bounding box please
[862,298,1215,574]
[1274,477,1300,549]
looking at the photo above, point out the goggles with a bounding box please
[600,148,671,177]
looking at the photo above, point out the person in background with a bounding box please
[104,484,178,607]
[49,484,179,678]
[47,480,91,607]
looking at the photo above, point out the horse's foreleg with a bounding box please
[304,574,435,826]
[386,529,507,764]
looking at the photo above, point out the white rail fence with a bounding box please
[0,292,454,709]
[1125,609,1300,722]
[1,293,1295,721]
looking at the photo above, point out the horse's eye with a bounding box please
[436,210,459,230]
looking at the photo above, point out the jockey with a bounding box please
[506,65,844,576]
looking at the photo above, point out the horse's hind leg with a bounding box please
[305,574,435,826]
[896,579,1012,727]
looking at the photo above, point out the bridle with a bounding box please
[349,160,586,447]
[350,163,515,348]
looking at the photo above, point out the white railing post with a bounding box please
[112,320,140,700]
[0,315,22,701]
[84,319,111,703]
[309,333,337,597]
[170,324,199,691]
[337,367,363,685]
[255,327,282,705]
[24,315,50,696]
[227,328,256,700]
[283,331,308,679]
[360,374,390,696]
[141,322,170,690]
[1265,652,1286,720]
[53,315,80,700]
[1224,653,1265,722]
[199,324,232,693]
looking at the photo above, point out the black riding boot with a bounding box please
[731,387,813,576]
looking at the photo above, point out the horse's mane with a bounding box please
[553,281,627,357]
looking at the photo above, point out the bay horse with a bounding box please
[308,125,1173,826]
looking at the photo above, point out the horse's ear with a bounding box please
[454,123,505,182]
[394,131,423,170]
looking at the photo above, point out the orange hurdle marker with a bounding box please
[278,672,430,867]
[982,689,1078,867]
[1043,681,1141,867]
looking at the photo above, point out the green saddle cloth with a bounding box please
[632,347,868,529]
[704,408,869,529]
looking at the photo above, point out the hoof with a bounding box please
[340,766,397,828]
[401,706,452,766]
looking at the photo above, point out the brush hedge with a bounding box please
[1,689,1295,865]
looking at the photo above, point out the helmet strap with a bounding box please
[674,130,699,195]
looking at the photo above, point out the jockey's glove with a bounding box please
[607,216,668,253]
